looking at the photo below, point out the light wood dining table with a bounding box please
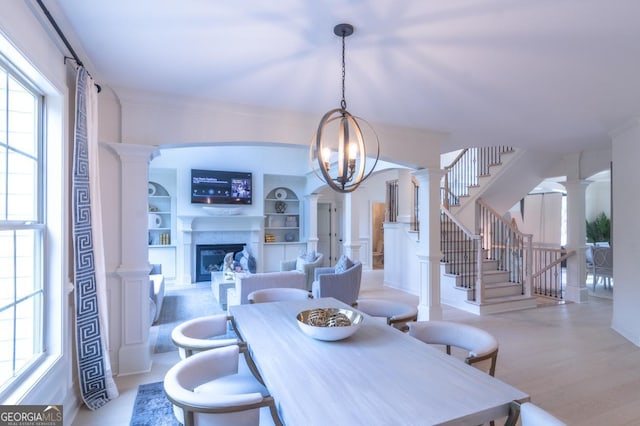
[229,297,529,426]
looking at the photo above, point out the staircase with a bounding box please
[440,147,537,314]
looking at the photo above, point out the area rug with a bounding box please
[153,283,226,353]
[129,381,178,426]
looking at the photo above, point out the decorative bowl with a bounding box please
[296,308,363,341]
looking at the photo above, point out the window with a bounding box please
[0,57,44,395]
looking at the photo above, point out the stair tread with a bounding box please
[484,281,521,288]
[466,295,536,305]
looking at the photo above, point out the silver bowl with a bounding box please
[296,308,363,341]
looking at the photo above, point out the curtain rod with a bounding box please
[35,0,102,93]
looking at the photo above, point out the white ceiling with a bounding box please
[45,0,640,154]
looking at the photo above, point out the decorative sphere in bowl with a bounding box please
[296,308,363,341]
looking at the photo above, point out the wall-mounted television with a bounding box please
[191,169,252,205]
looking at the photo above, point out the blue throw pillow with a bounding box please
[303,251,317,262]
[334,255,351,274]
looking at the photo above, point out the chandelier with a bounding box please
[310,23,379,193]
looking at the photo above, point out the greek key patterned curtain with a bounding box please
[73,67,119,409]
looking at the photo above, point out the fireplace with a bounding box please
[195,244,245,282]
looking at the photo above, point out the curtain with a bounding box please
[73,67,119,409]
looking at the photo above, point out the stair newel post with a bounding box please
[475,235,484,304]
[524,233,533,297]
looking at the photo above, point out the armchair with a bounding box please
[280,252,324,291]
[311,258,362,306]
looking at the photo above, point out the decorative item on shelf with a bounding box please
[309,23,379,194]
[275,200,287,213]
[274,188,287,200]
[285,232,295,242]
[148,181,169,196]
[148,204,159,212]
[285,216,297,227]
[265,234,276,243]
[148,213,162,229]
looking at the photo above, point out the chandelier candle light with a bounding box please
[310,23,379,193]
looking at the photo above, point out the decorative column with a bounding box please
[413,168,444,320]
[307,193,319,253]
[178,216,195,285]
[106,143,157,375]
[562,179,590,303]
[342,192,362,261]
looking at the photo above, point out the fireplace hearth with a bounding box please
[195,244,245,282]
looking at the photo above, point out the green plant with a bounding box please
[586,212,610,243]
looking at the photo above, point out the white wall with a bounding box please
[586,180,611,221]
[510,192,563,247]
[611,121,640,346]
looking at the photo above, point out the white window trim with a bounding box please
[0,28,67,405]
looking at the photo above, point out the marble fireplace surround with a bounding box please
[179,215,263,283]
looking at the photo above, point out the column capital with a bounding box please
[103,142,158,163]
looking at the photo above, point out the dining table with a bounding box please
[229,297,529,426]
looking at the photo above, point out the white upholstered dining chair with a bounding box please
[171,314,240,359]
[356,298,418,331]
[247,287,312,303]
[407,320,499,376]
[163,345,282,426]
[514,401,567,426]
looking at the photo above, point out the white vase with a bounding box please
[148,213,162,228]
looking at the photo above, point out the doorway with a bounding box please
[372,202,385,269]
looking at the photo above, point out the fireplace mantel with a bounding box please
[178,215,264,232]
[178,214,264,284]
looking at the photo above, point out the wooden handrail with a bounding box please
[531,250,575,279]
[441,206,479,239]
[444,148,470,171]
[440,147,513,209]
[476,198,532,240]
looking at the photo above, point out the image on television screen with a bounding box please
[191,169,252,205]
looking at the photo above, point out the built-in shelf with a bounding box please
[148,185,173,246]
[264,187,300,244]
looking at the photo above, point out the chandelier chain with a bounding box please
[341,31,347,110]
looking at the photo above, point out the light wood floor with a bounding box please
[72,270,639,425]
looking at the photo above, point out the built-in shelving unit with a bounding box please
[262,176,307,272]
[264,187,300,244]
[148,181,173,247]
[148,170,177,280]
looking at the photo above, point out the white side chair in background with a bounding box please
[407,320,499,376]
[164,345,282,426]
[248,287,312,303]
[356,298,418,331]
